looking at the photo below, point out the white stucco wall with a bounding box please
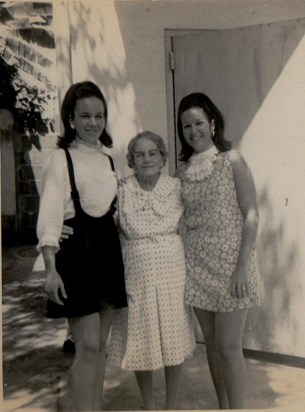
[52,0,305,357]
[239,35,305,355]
[54,0,305,175]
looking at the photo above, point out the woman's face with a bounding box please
[180,106,215,153]
[70,97,105,145]
[132,138,164,179]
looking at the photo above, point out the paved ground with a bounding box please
[2,245,305,412]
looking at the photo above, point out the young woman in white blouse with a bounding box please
[36,81,127,411]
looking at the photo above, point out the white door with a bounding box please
[166,19,305,171]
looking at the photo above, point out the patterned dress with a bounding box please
[107,174,196,370]
[179,150,260,312]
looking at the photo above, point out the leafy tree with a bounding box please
[0,55,17,113]
[0,56,50,134]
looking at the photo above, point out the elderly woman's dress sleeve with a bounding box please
[36,150,67,253]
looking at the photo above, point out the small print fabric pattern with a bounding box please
[107,174,196,371]
[179,151,260,312]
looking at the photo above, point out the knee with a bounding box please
[203,329,217,348]
[217,340,243,363]
[78,333,101,355]
[99,331,109,351]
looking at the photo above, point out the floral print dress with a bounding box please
[179,150,260,312]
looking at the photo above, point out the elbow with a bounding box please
[244,207,259,234]
[255,208,259,230]
[252,211,259,246]
[252,209,259,240]
[254,208,259,230]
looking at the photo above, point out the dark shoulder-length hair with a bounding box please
[177,92,231,161]
[57,81,113,149]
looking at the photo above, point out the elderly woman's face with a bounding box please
[132,138,164,179]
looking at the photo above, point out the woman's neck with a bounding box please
[76,136,100,149]
[136,173,160,191]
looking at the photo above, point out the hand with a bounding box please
[59,225,74,242]
[45,268,67,305]
[230,264,250,299]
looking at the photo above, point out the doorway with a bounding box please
[165,19,305,174]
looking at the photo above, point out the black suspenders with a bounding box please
[63,148,117,215]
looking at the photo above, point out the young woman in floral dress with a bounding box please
[176,92,260,410]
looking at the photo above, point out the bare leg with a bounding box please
[68,310,115,411]
[65,319,73,340]
[63,320,75,354]
[135,371,155,410]
[194,308,229,410]
[216,309,248,409]
[164,363,183,410]
[93,309,117,409]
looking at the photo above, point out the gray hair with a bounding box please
[127,130,168,168]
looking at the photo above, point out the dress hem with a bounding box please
[108,345,196,372]
[186,301,261,313]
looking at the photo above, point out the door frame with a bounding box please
[164,29,201,175]
[164,30,206,343]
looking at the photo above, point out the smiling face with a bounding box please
[181,106,215,154]
[132,137,165,180]
[70,96,105,146]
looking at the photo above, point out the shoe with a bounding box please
[62,338,75,354]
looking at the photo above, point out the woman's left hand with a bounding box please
[231,265,250,299]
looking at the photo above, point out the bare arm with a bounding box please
[230,151,259,298]
[42,244,67,305]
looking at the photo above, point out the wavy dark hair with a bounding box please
[177,92,231,161]
[57,81,113,149]
[126,130,168,168]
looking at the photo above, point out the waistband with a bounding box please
[122,232,180,243]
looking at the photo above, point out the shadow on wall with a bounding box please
[1,112,42,246]
[245,185,300,354]
[0,2,60,245]
[67,1,141,176]
[15,132,42,244]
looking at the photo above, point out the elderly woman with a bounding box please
[107,131,196,410]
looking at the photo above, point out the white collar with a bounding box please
[186,145,219,181]
[121,174,178,216]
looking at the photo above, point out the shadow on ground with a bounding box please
[2,245,305,411]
